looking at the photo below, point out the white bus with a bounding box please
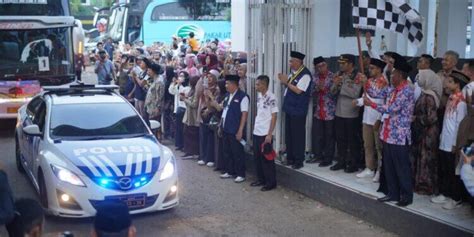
[0,0,81,119]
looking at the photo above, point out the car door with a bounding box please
[29,100,47,174]
[21,97,44,170]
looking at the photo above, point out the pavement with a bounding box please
[0,70,396,237]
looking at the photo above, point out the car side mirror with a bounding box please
[23,124,42,136]
[149,120,161,130]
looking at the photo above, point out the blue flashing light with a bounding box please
[140,177,147,181]
[100,179,109,186]
[134,182,140,188]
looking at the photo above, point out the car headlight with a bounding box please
[51,165,86,187]
[159,157,175,181]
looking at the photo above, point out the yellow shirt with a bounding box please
[188,38,199,52]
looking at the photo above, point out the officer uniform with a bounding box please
[282,51,313,169]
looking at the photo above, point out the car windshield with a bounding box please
[50,103,149,140]
[0,27,74,78]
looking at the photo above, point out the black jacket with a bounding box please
[0,170,14,225]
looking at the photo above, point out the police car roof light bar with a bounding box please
[43,84,119,94]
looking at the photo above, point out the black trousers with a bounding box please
[253,135,277,187]
[335,116,361,166]
[285,114,306,165]
[223,132,246,177]
[438,150,466,202]
[312,117,335,162]
[216,135,225,171]
[382,142,413,202]
[76,70,82,81]
[174,107,185,149]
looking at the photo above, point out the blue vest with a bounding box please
[282,67,312,116]
[223,90,248,135]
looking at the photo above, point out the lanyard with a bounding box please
[288,66,305,84]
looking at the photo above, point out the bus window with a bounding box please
[194,0,231,21]
[151,1,194,21]
[0,0,70,16]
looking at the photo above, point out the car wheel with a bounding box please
[38,170,49,208]
[15,137,25,173]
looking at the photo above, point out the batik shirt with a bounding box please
[371,80,415,145]
[358,75,388,125]
[313,71,337,120]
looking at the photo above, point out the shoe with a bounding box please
[430,194,447,204]
[318,160,332,167]
[261,186,276,191]
[182,154,195,160]
[396,199,413,207]
[197,160,205,165]
[372,170,380,183]
[306,158,321,164]
[442,199,462,210]
[282,160,294,166]
[344,165,358,173]
[213,168,221,172]
[330,162,345,171]
[291,163,303,169]
[250,181,264,187]
[356,168,375,178]
[234,176,246,183]
[220,173,232,179]
[377,196,394,202]
[206,162,214,167]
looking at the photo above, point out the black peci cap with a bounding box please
[450,70,470,89]
[94,201,131,234]
[370,58,387,70]
[290,51,305,60]
[393,56,412,74]
[225,74,240,83]
[313,56,325,65]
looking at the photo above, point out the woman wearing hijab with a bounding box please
[205,53,219,70]
[181,76,201,159]
[185,54,200,78]
[412,70,442,195]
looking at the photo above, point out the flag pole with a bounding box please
[355,27,365,76]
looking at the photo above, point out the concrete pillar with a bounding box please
[231,0,248,52]
[436,0,468,58]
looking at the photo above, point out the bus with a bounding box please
[104,0,150,45]
[141,0,231,45]
[0,0,78,119]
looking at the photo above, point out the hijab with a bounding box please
[417,69,443,108]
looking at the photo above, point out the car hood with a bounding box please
[53,135,165,191]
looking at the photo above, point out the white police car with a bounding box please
[15,84,178,218]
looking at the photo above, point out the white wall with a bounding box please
[231,0,248,52]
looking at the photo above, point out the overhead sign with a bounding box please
[0,0,47,4]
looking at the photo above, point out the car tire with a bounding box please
[15,136,25,174]
[38,170,49,208]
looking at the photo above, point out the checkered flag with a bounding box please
[352,0,423,46]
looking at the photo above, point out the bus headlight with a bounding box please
[51,165,86,187]
[159,158,175,181]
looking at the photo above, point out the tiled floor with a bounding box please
[278,160,474,233]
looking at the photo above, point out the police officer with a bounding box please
[219,75,249,183]
[278,51,313,169]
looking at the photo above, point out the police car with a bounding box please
[15,84,178,218]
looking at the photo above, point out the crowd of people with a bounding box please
[278,46,474,209]
[90,32,474,208]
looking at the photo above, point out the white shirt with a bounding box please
[284,73,311,96]
[168,83,190,112]
[221,91,249,125]
[439,101,467,152]
[462,81,474,99]
[253,91,279,136]
[356,95,383,125]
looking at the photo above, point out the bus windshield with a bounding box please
[0,27,74,79]
[151,0,230,21]
[0,0,70,16]
[107,6,127,42]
